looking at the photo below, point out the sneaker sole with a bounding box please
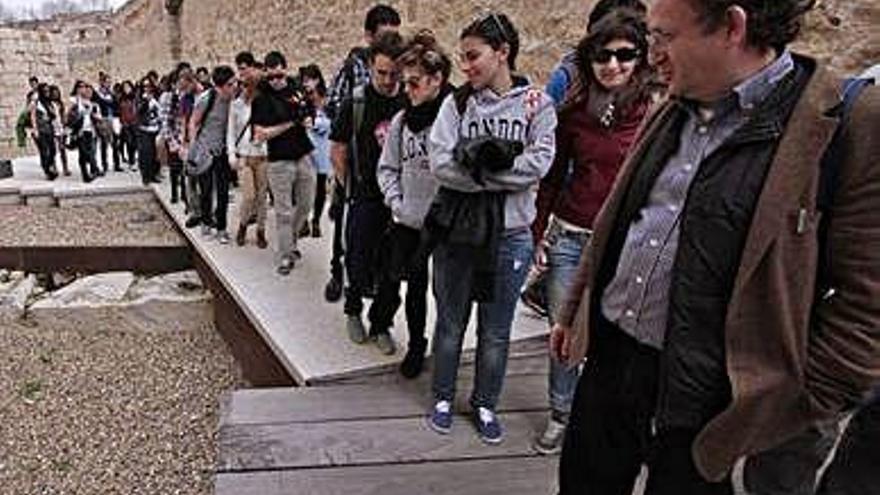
[426,416,452,435]
[479,433,504,445]
[532,440,562,455]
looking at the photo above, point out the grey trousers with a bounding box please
[267,156,315,265]
[186,174,202,219]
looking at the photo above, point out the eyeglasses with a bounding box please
[593,48,641,64]
[267,73,286,81]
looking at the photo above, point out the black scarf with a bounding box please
[403,84,453,133]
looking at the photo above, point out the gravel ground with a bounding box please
[0,199,184,247]
[0,311,241,495]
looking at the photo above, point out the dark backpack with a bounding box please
[815,77,875,299]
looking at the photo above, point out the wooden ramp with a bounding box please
[215,340,560,495]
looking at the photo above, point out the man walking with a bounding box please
[552,0,880,493]
[329,31,406,351]
[323,3,401,302]
[252,51,316,274]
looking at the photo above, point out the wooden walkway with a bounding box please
[215,338,561,495]
[150,178,548,385]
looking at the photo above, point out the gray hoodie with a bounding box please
[429,84,557,230]
[377,110,439,230]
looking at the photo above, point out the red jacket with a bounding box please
[533,91,649,241]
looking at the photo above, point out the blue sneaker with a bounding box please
[474,407,504,444]
[428,400,453,434]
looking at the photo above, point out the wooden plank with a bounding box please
[310,348,550,387]
[218,411,548,472]
[214,456,557,495]
[0,246,192,273]
[222,374,548,427]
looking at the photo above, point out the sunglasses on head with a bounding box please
[593,47,640,64]
[486,13,510,43]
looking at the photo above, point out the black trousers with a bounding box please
[818,396,880,495]
[137,129,158,184]
[197,155,231,231]
[78,131,100,181]
[35,132,57,179]
[98,128,120,172]
[313,173,328,223]
[367,224,429,343]
[329,180,346,282]
[121,125,137,165]
[559,318,734,495]
[343,198,390,316]
[168,153,186,204]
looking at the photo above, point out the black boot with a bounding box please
[324,275,343,303]
[399,337,427,379]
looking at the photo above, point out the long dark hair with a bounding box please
[569,8,652,117]
[460,12,520,72]
[36,83,56,120]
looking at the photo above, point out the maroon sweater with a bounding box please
[533,94,649,241]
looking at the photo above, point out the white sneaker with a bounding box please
[533,415,567,455]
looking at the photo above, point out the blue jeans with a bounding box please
[431,229,533,410]
[545,220,590,415]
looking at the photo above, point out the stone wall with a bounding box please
[107,0,593,85]
[0,28,68,158]
[1,0,878,160]
[108,0,173,82]
[106,0,878,85]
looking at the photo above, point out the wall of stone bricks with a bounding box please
[0,28,68,159]
[2,0,877,160]
[107,0,594,86]
[105,0,878,85]
[108,0,174,82]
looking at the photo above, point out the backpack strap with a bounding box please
[193,88,217,141]
[815,77,874,298]
[348,84,367,186]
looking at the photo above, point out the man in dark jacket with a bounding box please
[551,0,880,493]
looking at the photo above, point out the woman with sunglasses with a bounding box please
[427,13,557,444]
[530,8,654,455]
[370,31,454,378]
[68,80,103,182]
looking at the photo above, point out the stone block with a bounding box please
[30,271,136,308]
[0,273,35,321]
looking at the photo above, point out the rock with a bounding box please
[128,211,158,224]
[30,272,136,309]
[0,274,36,321]
[127,271,208,302]
[51,272,78,290]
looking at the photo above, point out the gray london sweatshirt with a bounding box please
[377,110,439,230]
[428,84,557,230]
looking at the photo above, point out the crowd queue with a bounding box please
[17,1,880,493]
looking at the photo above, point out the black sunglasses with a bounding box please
[267,73,286,81]
[593,47,641,64]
